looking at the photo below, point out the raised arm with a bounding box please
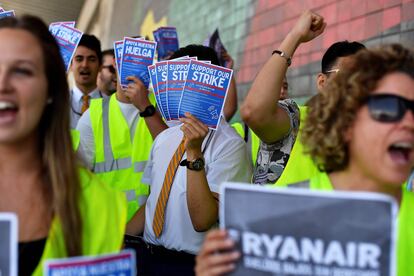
[240,10,325,143]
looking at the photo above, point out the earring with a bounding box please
[47,98,53,104]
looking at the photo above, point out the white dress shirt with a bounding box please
[142,119,252,254]
[70,85,105,129]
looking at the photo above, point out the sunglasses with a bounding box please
[102,65,116,74]
[324,68,340,74]
[366,94,414,123]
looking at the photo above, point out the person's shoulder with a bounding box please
[278,99,299,115]
[215,119,243,140]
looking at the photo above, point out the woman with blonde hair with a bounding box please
[0,15,126,275]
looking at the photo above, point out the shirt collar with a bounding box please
[72,84,101,103]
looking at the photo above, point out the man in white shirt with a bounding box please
[70,34,105,129]
[125,45,252,276]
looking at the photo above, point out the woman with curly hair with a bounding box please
[195,45,414,276]
[299,43,414,276]
[0,15,127,275]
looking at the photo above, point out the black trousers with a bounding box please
[124,235,196,276]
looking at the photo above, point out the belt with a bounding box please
[124,234,195,261]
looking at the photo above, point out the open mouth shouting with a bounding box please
[0,100,18,124]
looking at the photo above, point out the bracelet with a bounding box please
[272,50,292,66]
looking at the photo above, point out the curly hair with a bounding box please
[302,44,414,172]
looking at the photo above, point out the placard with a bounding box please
[220,183,397,276]
[0,213,18,276]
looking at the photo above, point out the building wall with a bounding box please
[2,0,84,25]
[78,0,414,114]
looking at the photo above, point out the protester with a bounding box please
[125,45,252,275]
[77,54,167,221]
[70,34,105,128]
[97,48,117,96]
[195,42,414,276]
[0,15,126,276]
[241,13,364,185]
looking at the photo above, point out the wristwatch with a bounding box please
[139,105,156,117]
[180,158,205,171]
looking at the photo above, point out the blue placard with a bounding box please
[113,40,124,84]
[0,10,15,19]
[155,61,170,120]
[44,250,136,276]
[51,24,83,72]
[148,64,166,119]
[154,27,179,61]
[166,60,190,121]
[179,60,232,129]
[49,21,76,36]
[120,37,156,89]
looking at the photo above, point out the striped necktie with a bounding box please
[81,95,90,114]
[153,138,186,238]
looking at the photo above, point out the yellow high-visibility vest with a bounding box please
[275,106,319,186]
[71,129,80,151]
[288,172,414,276]
[33,168,127,275]
[89,94,154,221]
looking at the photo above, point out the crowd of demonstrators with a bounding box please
[97,48,117,96]
[125,45,252,275]
[196,12,414,276]
[0,15,126,275]
[196,43,414,276]
[3,8,414,276]
[241,14,365,186]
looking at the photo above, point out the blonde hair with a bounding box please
[302,44,414,172]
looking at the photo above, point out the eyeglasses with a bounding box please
[102,65,116,74]
[366,94,414,123]
[324,68,340,74]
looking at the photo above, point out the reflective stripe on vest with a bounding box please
[89,94,154,221]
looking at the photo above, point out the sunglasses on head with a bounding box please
[366,94,414,123]
[102,65,116,74]
[324,68,340,74]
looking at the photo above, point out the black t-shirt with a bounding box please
[19,237,46,276]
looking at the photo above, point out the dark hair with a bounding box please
[169,44,220,65]
[0,15,82,256]
[102,48,115,58]
[78,34,102,64]
[321,41,365,73]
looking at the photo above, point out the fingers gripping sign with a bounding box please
[125,76,151,110]
[195,229,241,276]
[179,112,209,152]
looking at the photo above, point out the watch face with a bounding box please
[191,158,205,171]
